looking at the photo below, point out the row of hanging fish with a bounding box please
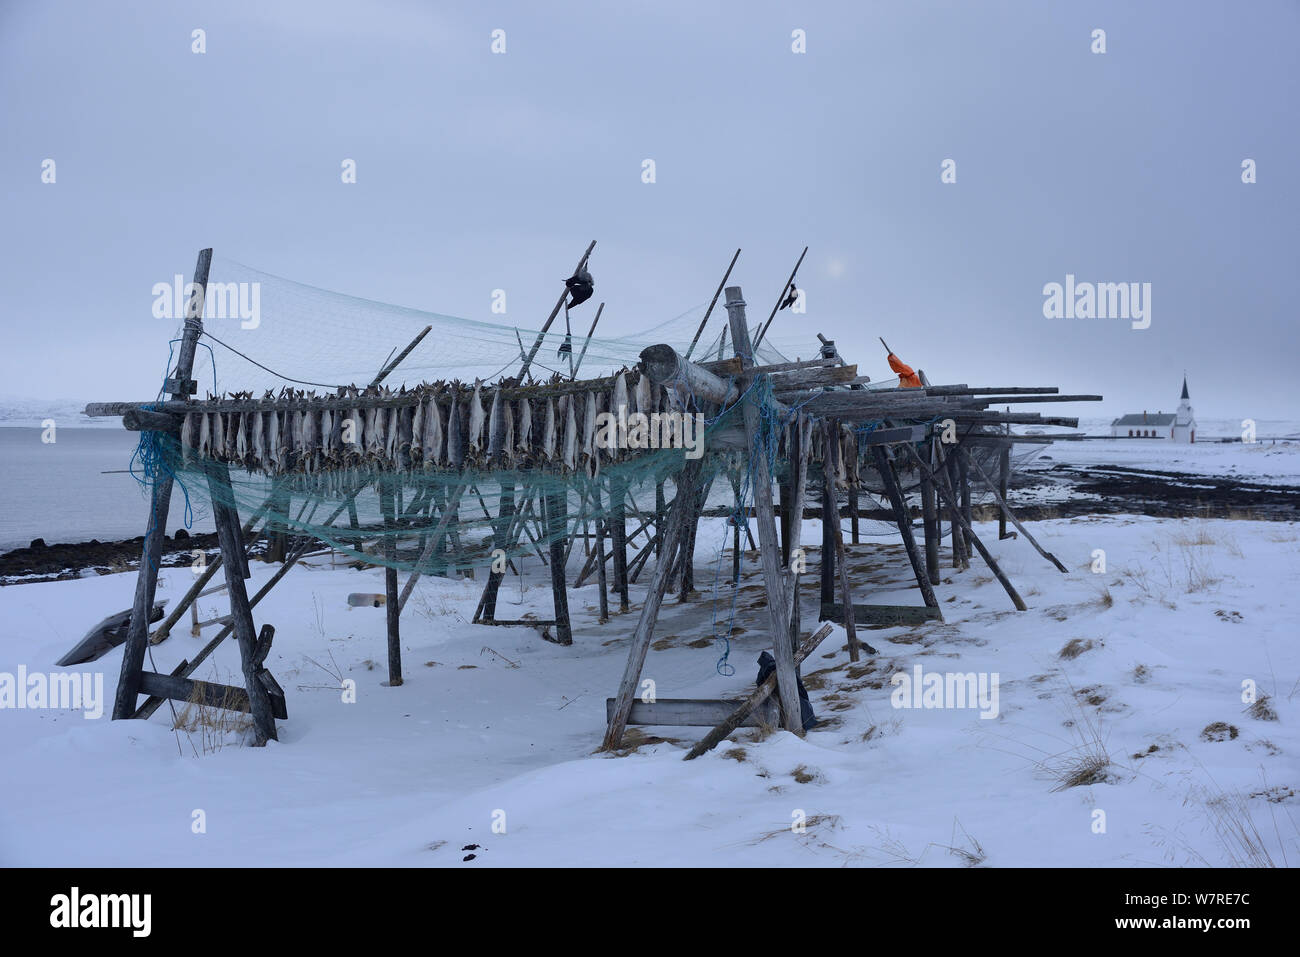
[176,372,679,476]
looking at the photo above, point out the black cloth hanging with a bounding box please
[564,266,594,309]
[756,651,818,731]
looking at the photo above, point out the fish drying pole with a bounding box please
[83,245,1101,754]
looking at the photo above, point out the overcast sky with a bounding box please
[2,0,1296,421]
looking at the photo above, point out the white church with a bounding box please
[1110,376,1197,442]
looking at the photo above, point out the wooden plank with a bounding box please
[819,603,944,627]
[827,423,864,661]
[138,671,288,721]
[606,697,779,728]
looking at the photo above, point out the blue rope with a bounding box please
[128,339,218,566]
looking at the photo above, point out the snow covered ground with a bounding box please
[2,505,1297,867]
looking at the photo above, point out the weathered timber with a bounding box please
[606,697,779,729]
[819,603,944,627]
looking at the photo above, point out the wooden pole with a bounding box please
[518,240,596,383]
[753,246,808,350]
[609,476,629,613]
[967,453,1069,573]
[112,247,211,721]
[920,439,941,586]
[569,302,605,381]
[544,489,572,644]
[827,426,864,661]
[379,476,403,686]
[997,445,1012,540]
[684,248,741,360]
[724,286,802,733]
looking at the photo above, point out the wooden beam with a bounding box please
[872,445,942,611]
[819,603,944,627]
[606,697,779,728]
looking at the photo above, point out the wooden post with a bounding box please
[997,444,1012,540]
[544,489,572,644]
[872,445,941,610]
[113,247,211,721]
[959,445,973,555]
[477,479,517,622]
[723,286,802,734]
[609,476,629,612]
[204,461,278,743]
[827,425,864,661]
[944,449,968,569]
[920,438,941,585]
[593,486,610,623]
[380,476,403,686]
[819,422,837,612]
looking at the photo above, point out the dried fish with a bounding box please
[542,397,557,461]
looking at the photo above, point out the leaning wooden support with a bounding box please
[900,443,1028,612]
[396,482,467,614]
[967,453,1069,573]
[205,461,278,744]
[684,622,833,760]
[603,456,704,750]
[871,444,942,612]
[113,247,211,722]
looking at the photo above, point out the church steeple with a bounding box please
[1180,375,1189,400]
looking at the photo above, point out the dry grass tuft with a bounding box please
[1200,721,1239,742]
[1246,694,1278,722]
[1059,638,1094,660]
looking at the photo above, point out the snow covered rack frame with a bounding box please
[82,245,1101,754]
